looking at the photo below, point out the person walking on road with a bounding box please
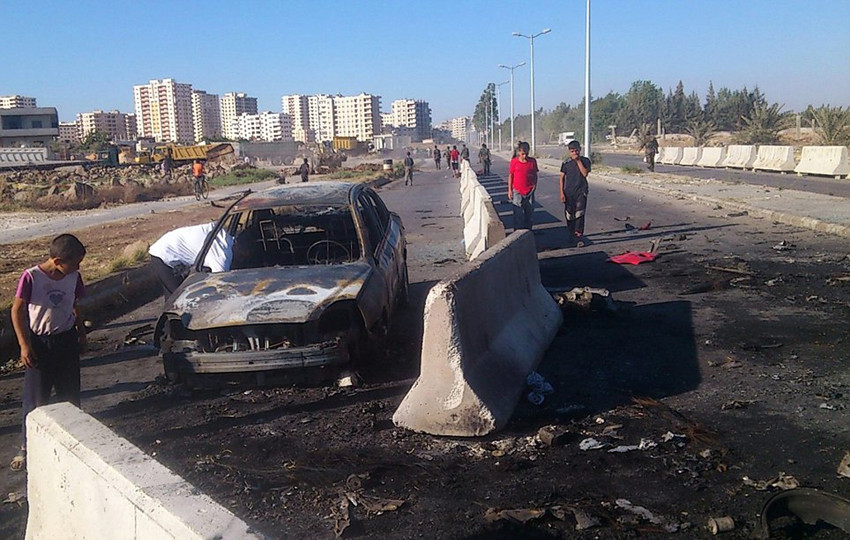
[299,158,310,183]
[433,146,442,169]
[478,143,491,176]
[508,141,539,231]
[450,146,460,178]
[640,136,659,172]
[403,152,415,186]
[460,144,470,162]
[10,234,87,472]
[559,140,592,247]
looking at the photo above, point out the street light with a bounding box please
[495,80,509,152]
[513,28,550,156]
[498,61,526,152]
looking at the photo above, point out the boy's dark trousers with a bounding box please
[21,329,81,447]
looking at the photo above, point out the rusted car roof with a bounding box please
[232,182,356,212]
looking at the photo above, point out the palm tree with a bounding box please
[808,105,850,145]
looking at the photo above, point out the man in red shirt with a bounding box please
[450,146,460,178]
[507,141,539,230]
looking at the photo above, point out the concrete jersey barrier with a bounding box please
[25,403,265,540]
[659,146,683,165]
[679,147,703,166]
[794,146,850,178]
[459,160,505,260]
[695,147,727,168]
[0,147,48,164]
[393,230,563,436]
[752,145,796,172]
[722,145,757,169]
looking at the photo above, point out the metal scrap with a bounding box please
[761,488,850,536]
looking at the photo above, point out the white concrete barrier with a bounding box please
[654,147,665,164]
[659,146,683,165]
[460,160,505,260]
[722,145,758,169]
[393,230,563,437]
[679,147,703,166]
[794,146,850,178]
[26,403,264,540]
[0,147,48,164]
[752,145,796,172]
[695,147,727,168]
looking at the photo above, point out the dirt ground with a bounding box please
[1,165,849,539]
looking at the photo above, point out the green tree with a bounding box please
[615,81,663,137]
[686,119,717,146]
[665,81,687,132]
[807,105,850,145]
[704,82,717,126]
[473,84,497,133]
[735,103,788,144]
[78,130,112,152]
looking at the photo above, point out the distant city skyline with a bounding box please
[4,1,849,123]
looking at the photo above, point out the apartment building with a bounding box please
[0,107,59,147]
[281,94,308,130]
[191,90,222,142]
[333,93,381,142]
[307,94,336,143]
[390,99,432,142]
[450,116,473,142]
[133,78,194,144]
[231,112,293,142]
[0,95,37,109]
[58,122,80,143]
[77,110,136,141]
[220,92,258,140]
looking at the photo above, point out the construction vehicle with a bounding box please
[133,143,235,164]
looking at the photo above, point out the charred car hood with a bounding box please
[168,263,371,329]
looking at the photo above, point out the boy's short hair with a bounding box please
[50,234,86,261]
[567,140,582,151]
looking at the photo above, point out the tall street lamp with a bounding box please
[513,28,550,156]
[498,62,526,152]
[495,80,509,152]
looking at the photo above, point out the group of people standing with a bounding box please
[433,145,464,178]
[508,139,591,247]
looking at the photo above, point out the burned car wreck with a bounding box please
[153,182,407,387]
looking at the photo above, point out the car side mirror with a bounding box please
[200,266,212,273]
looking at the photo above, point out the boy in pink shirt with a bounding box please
[10,234,87,471]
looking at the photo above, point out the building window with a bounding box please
[31,120,43,129]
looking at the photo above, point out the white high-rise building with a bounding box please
[191,90,222,142]
[450,116,472,141]
[307,94,336,143]
[333,93,381,142]
[233,112,293,142]
[391,99,431,141]
[0,95,37,109]
[77,110,136,141]
[220,92,258,140]
[132,78,194,143]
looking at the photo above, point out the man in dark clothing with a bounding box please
[641,136,659,172]
[299,158,310,182]
[478,143,491,176]
[559,140,591,247]
[403,152,414,186]
[433,146,441,169]
[460,144,470,162]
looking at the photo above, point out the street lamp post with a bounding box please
[495,80,509,152]
[513,28,550,156]
[498,62,525,153]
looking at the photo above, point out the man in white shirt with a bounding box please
[148,222,233,297]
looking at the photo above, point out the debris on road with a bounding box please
[607,438,657,453]
[615,498,686,533]
[526,371,554,405]
[553,287,618,313]
[2,492,25,506]
[760,488,850,537]
[726,211,749,218]
[721,400,754,410]
[579,438,605,451]
[839,452,850,478]
[537,426,569,447]
[607,251,658,265]
[705,264,755,276]
[773,240,795,251]
[707,515,735,535]
[742,472,800,491]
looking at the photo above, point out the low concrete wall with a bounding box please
[26,403,264,539]
[722,145,758,169]
[659,146,683,165]
[459,160,505,260]
[0,147,48,164]
[696,147,726,168]
[679,147,703,166]
[393,231,562,436]
[794,146,850,178]
[752,145,796,172]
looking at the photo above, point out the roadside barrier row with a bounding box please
[657,145,850,178]
[0,147,48,164]
[459,159,506,259]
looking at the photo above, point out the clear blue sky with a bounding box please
[5,0,849,123]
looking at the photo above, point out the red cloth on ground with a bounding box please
[607,251,658,265]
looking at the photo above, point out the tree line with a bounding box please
[473,80,850,147]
